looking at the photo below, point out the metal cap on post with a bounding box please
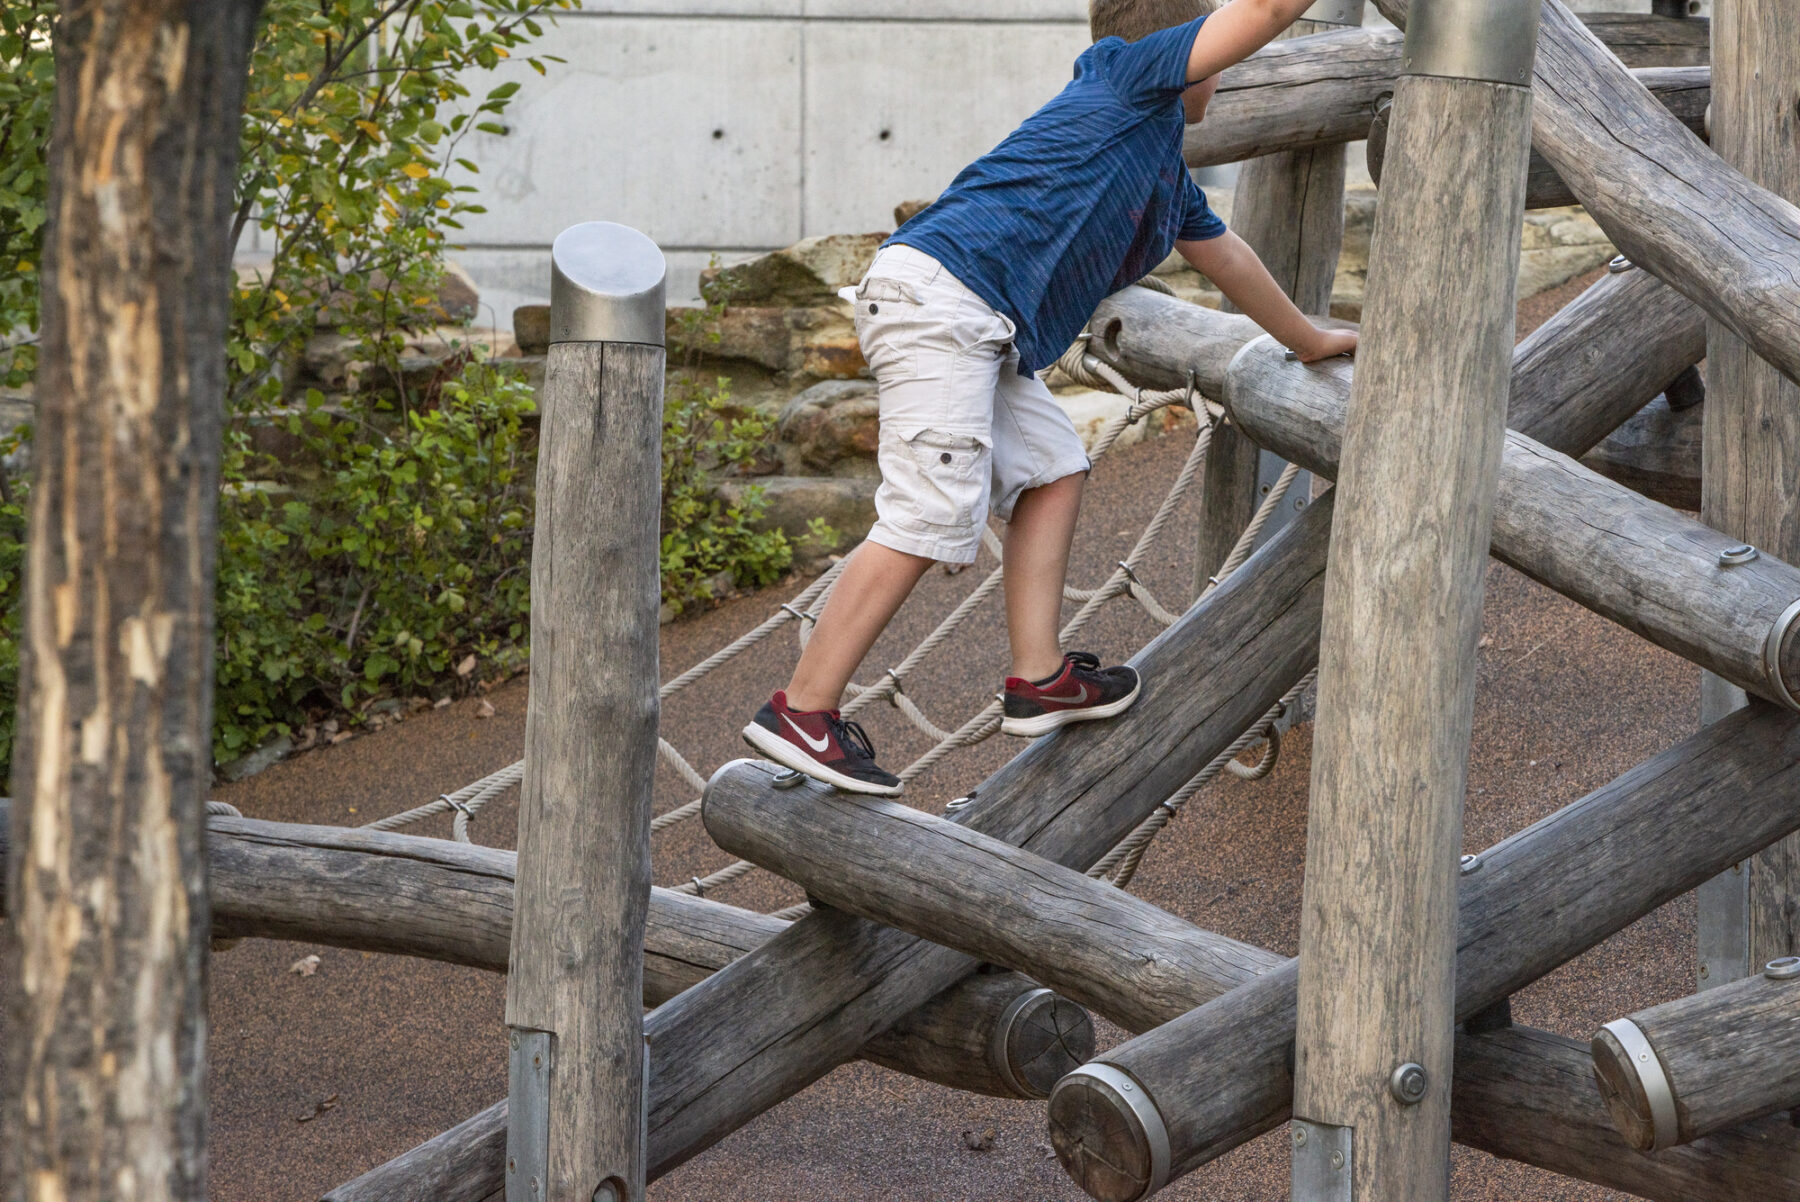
[550,221,667,347]
[1300,0,1365,25]
[1402,0,1545,86]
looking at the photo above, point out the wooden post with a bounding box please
[1593,956,1800,1151]
[1046,703,1800,1200]
[1695,0,1800,991]
[1289,2,1539,1197]
[1193,0,1355,593]
[1,3,260,1200]
[505,224,664,1202]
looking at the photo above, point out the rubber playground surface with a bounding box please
[10,272,1700,1200]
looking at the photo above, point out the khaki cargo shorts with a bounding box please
[840,244,1091,565]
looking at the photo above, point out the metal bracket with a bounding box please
[507,1029,554,1201]
[1301,0,1364,25]
[1291,1119,1354,1202]
[1402,0,1543,87]
[1601,1018,1677,1151]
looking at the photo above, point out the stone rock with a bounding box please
[715,475,877,549]
[704,233,888,307]
[895,198,935,227]
[777,379,880,475]
[514,304,551,354]
[215,733,293,783]
[677,303,865,379]
[430,261,481,325]
[299,333,364,391]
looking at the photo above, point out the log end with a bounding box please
[1048,1064,1169,1202]
[996,989,1096,1099]
[1591,1023,1666,1152]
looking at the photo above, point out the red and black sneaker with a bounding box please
[1001,651,1141,738]
[742,692,904,796]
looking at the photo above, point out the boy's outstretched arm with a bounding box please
[1185,0,1322,82]
[1178,231,1359,362]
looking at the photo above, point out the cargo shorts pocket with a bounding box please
[882,427,991,533]
[849,277,923,379]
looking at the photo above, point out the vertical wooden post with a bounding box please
[1199,0,1360,594]
[1289,1,1540,1199]
[506,223,664,1202]
[1696,0,1800,990]
[1,3,260,1200]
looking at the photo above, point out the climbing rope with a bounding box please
[366,282,1305,909]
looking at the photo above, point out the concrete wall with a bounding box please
[453,0,1707,315]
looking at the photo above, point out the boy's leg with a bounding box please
[784,541,933,713]
[1003,471,1085,682]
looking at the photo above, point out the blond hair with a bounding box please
[1088,0,1215,44]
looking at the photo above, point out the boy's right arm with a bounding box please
[1178,230,1359,363]
[1185,0,1323,83]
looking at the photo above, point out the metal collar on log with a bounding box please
[1600,1018,1677,1151]
[1300,0,1364,26]
[550,221,667,347]
[1401,0,1544,87]
[1765,599,1800,711]
[991,988,1055,1099]
[1053,1063,1170,1198]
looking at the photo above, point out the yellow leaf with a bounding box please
[286,72,310,81]
[355,120,381,139]
[494,47,509,58]
[276,116,295,128]
[16,260,32,273]
[402,162,430,180]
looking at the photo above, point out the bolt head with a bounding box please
[1391,1062,1429,1105]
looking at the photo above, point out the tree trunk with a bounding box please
[2,2,260,1200]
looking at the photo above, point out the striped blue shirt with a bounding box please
[891,17,1226,376]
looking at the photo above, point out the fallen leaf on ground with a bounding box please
[434,696,452,709]
[960,1128,995,1152]
[476,698,496,719]
[296,1094,340,1123]
[289,955,320,977]
[456,654,477,677]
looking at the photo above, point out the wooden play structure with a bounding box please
[9,0,1800,1199]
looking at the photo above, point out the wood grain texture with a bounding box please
[1594,965,1800,1149]
[1195,17,1346,592]
[1,5,262,1200]
[506,340,662,1201]
[1188,19,1708,169]
[1050,704,1800,1195]
[1292,73,1533,1202]
[1224,344,1800,707]
[1698,0,1800,986]
[1370,0,1800,387]
[1365,67,1711,209]
[1580,395,1701,510]
[703,769,1284,1033]
[1456,1025,1800,1200]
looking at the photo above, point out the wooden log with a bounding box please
[1194,12,1345,593]
[1580,394,1702,511]
[1363,67,1711,209]
[1222,341,1800,708]
[1,5,261,1200]
[1047,703,1800,1200]
[1593,961,1800,1151]
[1188,19,1708,168]
[1696,0,1800,991]
[365,253,1689,1197]
[506,226,665,1202]
[1291,46,1537,1200]
[703,765,1285,1034]
[1456,1024,1800,1200]
[1367,0,1800,388]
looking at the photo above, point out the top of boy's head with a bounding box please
[1088,0,1217,44]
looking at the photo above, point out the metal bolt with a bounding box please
[1391,1062,1428,1106]
[1720,544,1760,566]
[1330,1150,1346,1170]
[1766,956,1800,980]
[1460,853,1483,875]
[1293,1124,1309,1147]
[1607,255,1636,274]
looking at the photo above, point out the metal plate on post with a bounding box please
[550,221,667,347]
[1402,0,1544,86]
[508,1029,553,1202]
[1291,1119,1353,1202]
[1301,0,1365,25]
[1698,671,1751,989]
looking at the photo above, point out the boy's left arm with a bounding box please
[1177,231,1359,363]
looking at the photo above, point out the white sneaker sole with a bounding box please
[1000,678,1142,738]
[741,722,904,796]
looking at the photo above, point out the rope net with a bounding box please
[365,289,1313,912]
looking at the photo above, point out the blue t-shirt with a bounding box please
[892,17,1226,376]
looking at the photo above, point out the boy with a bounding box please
[743,0,1359,795]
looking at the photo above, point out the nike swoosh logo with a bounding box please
[1045,683,1093,706]
[783,713,833,754]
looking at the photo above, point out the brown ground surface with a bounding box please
[9,269,1708,1200]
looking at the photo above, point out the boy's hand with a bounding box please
[1293,327,1359,363]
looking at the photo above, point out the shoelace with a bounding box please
[828,714,880,761]
[1064,651,1102,675]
